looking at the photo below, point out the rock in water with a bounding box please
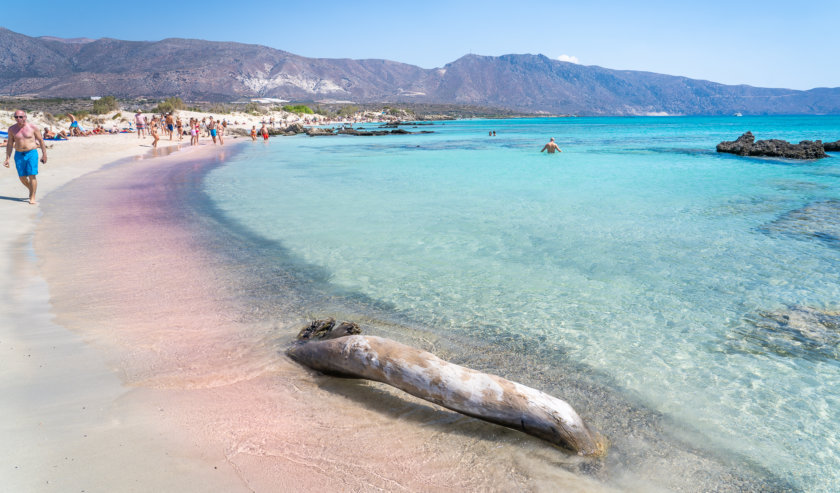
[823,140,840,152]
[716,131,756,155]
[717,131,828,159]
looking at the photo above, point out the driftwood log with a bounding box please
[287,319,608,457]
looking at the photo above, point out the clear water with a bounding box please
[206,117,840,490]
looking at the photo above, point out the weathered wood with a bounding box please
[287,333,608,456]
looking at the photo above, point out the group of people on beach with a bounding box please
[134,111,232,148]
[4,106,565,207]
[250,124,270,141]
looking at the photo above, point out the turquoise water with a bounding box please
[206,117,840,490]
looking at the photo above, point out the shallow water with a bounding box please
[199,116,840,491]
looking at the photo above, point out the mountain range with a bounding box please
[2,27,838,116]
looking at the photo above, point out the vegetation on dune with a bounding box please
[2,97,534,123]
[154,97,185,114]
[282,104,314,114]
[92,96,119,114]
[336,105,359,117]
[244,102,264,115]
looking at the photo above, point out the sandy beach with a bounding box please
[0,127,254,491]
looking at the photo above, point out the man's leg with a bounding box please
[27,176,37,204]
[17,175,36,203]
[18,175,32,197]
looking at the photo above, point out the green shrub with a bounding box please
[209,104,231,114]
[244,102,264,114]
[92,96,119,114]
[282,104,314,114]
[154,97,185,114]
[337,105,359,117]
[112,112,122,119]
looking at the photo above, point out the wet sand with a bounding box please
[0,136,248,491]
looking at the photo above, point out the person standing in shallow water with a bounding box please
[540,137,562,154]
[4,110,47,204]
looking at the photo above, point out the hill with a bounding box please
[1,27,838,116]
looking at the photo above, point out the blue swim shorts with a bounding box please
[210,129,217,137]
[15,149,39,177]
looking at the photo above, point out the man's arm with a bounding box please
[34,126,47,164]
[4,128,15,167]
[540,144,548,153]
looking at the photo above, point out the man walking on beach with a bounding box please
[4,110,47,204]
[165,113,175,140]
[541,138,562,154]
[208,118,218,144]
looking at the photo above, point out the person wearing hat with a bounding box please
[134,110,147,139]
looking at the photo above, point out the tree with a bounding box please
[92,96,119,114]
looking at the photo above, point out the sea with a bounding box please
[203,116,840,491]
[41,116,840,491]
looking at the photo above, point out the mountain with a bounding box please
[1,27,838,116]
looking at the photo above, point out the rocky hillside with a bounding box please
[2,27,838,116]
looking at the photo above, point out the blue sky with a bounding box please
[6,0,839,90]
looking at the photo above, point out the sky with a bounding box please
[5,0,839,90]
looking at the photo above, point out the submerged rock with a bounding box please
[731,306,840,362]
[716,131,827,159]
[758,200,840,247]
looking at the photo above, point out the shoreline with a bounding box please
[11,133,618,491]
[0,135,252,491]
[2,125,788,491]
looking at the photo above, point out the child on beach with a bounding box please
[190,119,199,146]
[250,126,257,141]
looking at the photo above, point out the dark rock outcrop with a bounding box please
[305,127,336,136]
[284,123,305,134]
[717,132,828,159]
[824,140,840,152]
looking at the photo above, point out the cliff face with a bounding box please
[2,28,838,115]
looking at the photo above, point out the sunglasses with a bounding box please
[14,115,26,119]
